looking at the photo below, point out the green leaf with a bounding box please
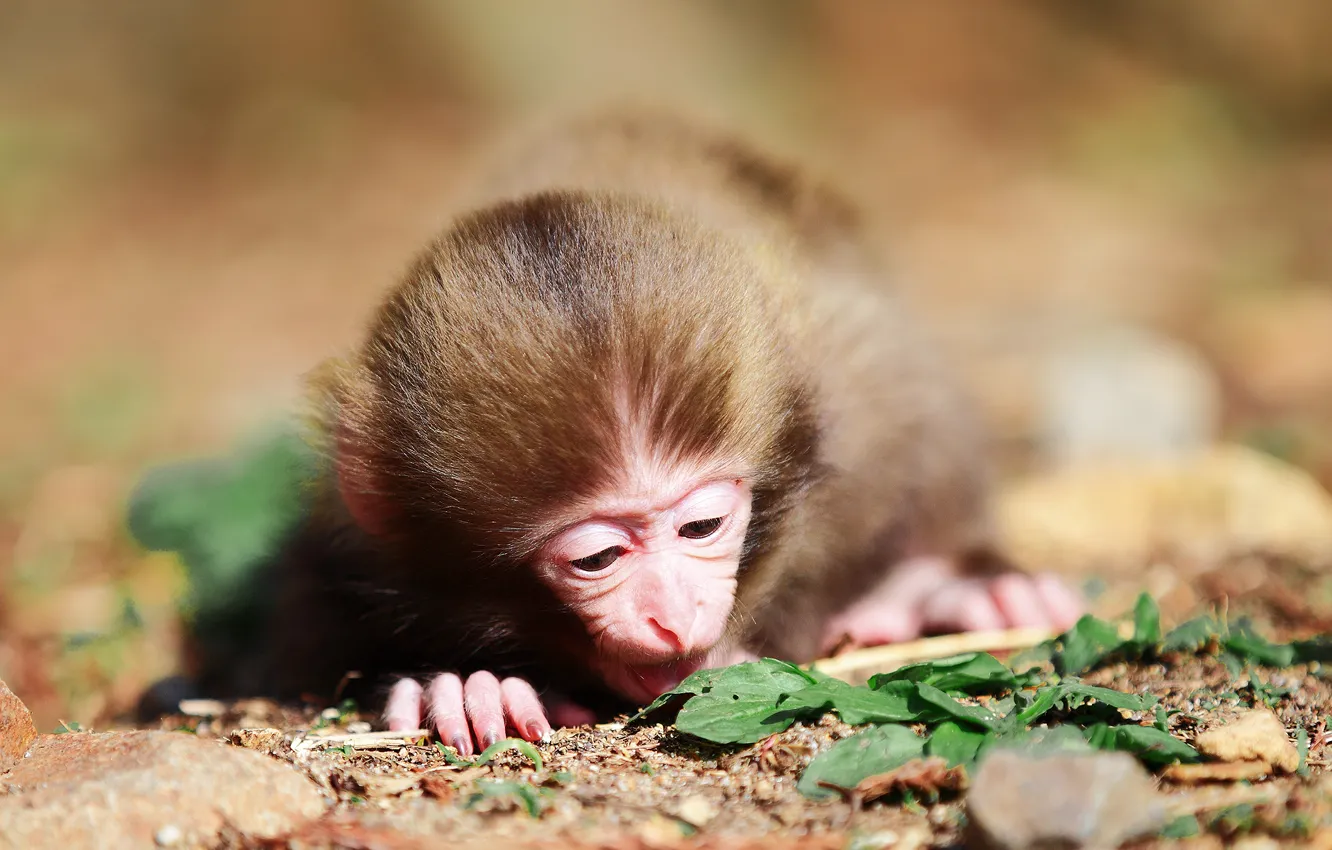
[925,721,989,768]
[127,424,319,620]
[1060,682,1154,713]
[1292,636,1332,664]
[1056,615,1125,675]
[1162,615,1223,653]
[1154,706,1179,732]
[797,725,926,799]
[870,652,1016,695]
[1082,723,1199,765]
[914,683,999,731]
[433,737,543,770]
[675,693,796,744]
[627,666,731,722]
[780,678,933,726]
[1007,640,1055,672]
[989,724,1094,757]
[466,780,552,817]
[630,659,808,722]
[1131,592,1162,646]
[1014,686,1063,726]
[713,659,817,695]
[768,658,826,686]
[475,737,544,771]
[1218,651,1245,678]
[1224,620,1296,668]
[1161,815,1201,839]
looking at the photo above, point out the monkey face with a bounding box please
[533,476,751,704]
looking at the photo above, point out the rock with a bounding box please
[1040,324,1220,467]
[966,749,1167,850]
[1194,709,1300,774]
[0,679,37,772]
[0,730,327,849]
[675,794,718,827]
[999,443,1332,575]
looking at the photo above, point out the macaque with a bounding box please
[256,111,1081,754]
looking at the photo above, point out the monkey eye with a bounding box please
[678,517,725,540]
[570,546,625,573]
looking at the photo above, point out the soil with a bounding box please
[85,556,1327,849]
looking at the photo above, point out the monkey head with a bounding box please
[329,191,819,704]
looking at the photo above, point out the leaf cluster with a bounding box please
[636,594,1318,800]
[1029,592,1330,677]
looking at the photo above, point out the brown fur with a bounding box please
[247,110,1003,710]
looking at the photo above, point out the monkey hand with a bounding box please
[820,555,1084,651]
[382,672,595,756]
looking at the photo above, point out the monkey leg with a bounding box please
[383,672,594,754]
[819,555,1083,653]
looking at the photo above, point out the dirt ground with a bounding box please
[118,552,1332,848]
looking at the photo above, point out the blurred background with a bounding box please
[3,1,1332,730]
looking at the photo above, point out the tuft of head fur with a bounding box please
[334,190,820,567]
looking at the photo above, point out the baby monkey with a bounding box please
[265,112,1081,754]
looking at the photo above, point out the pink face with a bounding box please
[534,476,752,705]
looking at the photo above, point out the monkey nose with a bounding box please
[645,616,688,654]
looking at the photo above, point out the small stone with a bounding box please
[967,749,1167,850]
[0,730,327,849]
[0,679,37,772]
[639,813,687,844]
[676,794,717,827]
[177,699,226,717]
[1194,709,1300,774]
[153,825,183,847]
[999,444,1332,575]
[1040,324,1219,466]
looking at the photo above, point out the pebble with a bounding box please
[1041,323,1219,466]
[0,678,37,772]
[0,730,327,849]
[966,749,1167,850]
[676,794,717,827]
[1194,708,1300,773]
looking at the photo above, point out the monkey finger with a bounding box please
[463,671,506,750]
[920,579,1006,634]
[384,678,424,732]
[426,673,473,757]
[1035,573,1085,629]
[820,603,923,651]
[988,573,1053,629]
[499,677,550,742]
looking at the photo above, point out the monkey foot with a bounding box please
[382,672,594,756]
[820,556,1084,652]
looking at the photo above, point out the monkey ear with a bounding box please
[334,426,393,538]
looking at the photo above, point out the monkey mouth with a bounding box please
[615,654,711,705]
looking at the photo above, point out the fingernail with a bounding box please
[525,722,547,743]
[481,731,501,749]
[449,736,470,757]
